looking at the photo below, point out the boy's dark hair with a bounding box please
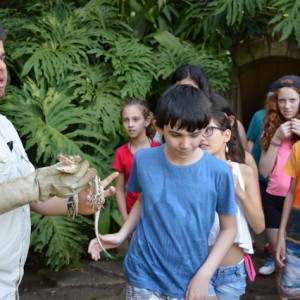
[168,64,212,98]
[155,84,211,132]
[0,24,6,41]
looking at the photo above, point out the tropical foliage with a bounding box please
[0,0,299,270]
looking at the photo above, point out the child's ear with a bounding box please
[224,129,231,142]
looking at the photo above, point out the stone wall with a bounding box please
[230,36,300,128]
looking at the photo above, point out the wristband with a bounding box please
[67,196,75,217]
[270,139,281,147]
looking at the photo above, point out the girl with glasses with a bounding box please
[200,108,265,299]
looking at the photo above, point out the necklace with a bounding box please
[128,138,151,153]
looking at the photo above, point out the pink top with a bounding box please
[266,138,292,197]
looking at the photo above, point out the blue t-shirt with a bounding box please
[247,109,267,183]
[124,145,237,298]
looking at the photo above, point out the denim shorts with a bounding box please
[208,259,247,299]
[280,240,300,298]
[126,284,184,300]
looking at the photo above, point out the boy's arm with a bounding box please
[88,195,141,261]
[276,179,296,267]
[185,214,237,299]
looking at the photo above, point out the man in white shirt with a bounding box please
[0,24,117,299]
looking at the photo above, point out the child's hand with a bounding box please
[274,121,292,142]
[88,233,124,261]
[291,118,300,136]
[185,271,210,299]
[275,232,286,268]
[88,237,102,261]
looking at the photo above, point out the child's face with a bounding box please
[277,87,300,120]
[122,105,150,139]
[199,119,231,160]
[159,122,202,162]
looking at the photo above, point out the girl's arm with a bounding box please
[237,164,265,234]
[247,140,254,153]
[276,179,296,267]
[245,151,259,178]
[115,172,128,222]
[259,147,279,178]
[185,215,237,299]
[237,120,249,151]
[259,122,291,178]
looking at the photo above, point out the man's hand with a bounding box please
[78,172,119,215]
[36,159,96,201]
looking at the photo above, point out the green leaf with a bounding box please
[148,29,182,48]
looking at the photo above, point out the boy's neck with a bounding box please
[163,146,203,166]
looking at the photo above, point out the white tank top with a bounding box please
[208,162,254,254]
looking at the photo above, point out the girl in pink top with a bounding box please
[112,99,160,222]
[259,75,300,300]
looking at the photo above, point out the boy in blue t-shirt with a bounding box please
[88,84,237,299]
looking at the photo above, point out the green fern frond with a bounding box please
[8,2,95,85]
[31,213,93,271]
[1,79,102,166]
[155,44,232,93]
[269,0,300,44]
[104,37,157,99]
[78,0,134,36]
[68,64,122,137]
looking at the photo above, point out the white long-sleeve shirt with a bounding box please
[0,115,34,299]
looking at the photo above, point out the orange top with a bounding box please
[284,141,300,208]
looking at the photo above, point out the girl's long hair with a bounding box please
[210,94,245,163]
[211,109,245,163]
[261,89,300,150]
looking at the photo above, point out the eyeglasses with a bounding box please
[201,126,226,137]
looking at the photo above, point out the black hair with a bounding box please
[210,108,245,163]
[0,24,6,41]
[168,64,212,98]
[120,98,156,139]
[210,92,236,116]
[155,84,211,132]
